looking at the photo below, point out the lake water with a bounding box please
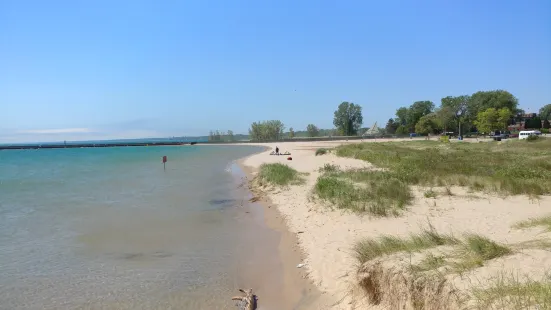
[0,145,273,309]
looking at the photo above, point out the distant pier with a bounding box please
[0,141,198,150]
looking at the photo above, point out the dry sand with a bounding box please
[238,139,551,309]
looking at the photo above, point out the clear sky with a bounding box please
[1,0,550,142]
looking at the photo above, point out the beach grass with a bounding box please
[354,228,460,264]
[318,163,339,173]
[314,170,413,216]
[472,272,551,309]
[335,139,551,196]
[257,163,304,186]
[514,215,551,231]
[315,148,329,156]
[424,188,438,198]
[452,234,513,273]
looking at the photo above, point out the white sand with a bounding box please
[239,140,551,309]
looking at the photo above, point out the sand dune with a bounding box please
[239,139,551,309]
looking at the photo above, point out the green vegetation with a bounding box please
[354,228,460,264]
[453,235,512,273]
[249,120,285,141]
[315,148,328,156]
[333,101,363,136]
[527,134,540,141]
[472,273,551,310]
[514,215,551,231]
[306,124,320,137]
[257,163,304,186]
[335,139,551,196]
[424,188,438,198]
[314,170,413,216]
[319,163,339,173]
[474,107,512,133]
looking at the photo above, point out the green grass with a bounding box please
[424,188,438,198]
[410,253,447,272]
[257,163,304,186]
[315,148,329,156]
[472,272,551,309]
[514,215,551,231]
[314,171,413,216]
[354,227,460,264]
[335,139,551,196]
[318,163,339,173]
[453,234,512,273]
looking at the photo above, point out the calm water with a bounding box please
[0,145,265,309]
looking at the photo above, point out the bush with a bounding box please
[526,135,540,141]
[315,148,328,156]
[540,128,549,134]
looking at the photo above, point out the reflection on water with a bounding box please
[0,146,265,309]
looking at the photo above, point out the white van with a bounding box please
[519,130,541,140]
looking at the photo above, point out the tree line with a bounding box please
[209,92,550,142]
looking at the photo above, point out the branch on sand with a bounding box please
[231,288,257,310]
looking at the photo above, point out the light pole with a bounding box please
[456,110,463,140]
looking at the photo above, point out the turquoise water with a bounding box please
[0,145,265,309]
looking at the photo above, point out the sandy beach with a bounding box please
[238,139,551,309]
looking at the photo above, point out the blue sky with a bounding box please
[1,0,550,142]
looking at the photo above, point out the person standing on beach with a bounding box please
[275,146,279,155]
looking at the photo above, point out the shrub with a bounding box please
[526,135,539,141]
[315,148,328,156]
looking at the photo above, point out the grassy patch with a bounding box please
[411,253,447,273]
[315,148,329,156]
[472,272,551,309]
[424,188,438,198]
[257,163,304,186]
[314,170,413,216]
[514,215,551,231]
[318,163,339,173]
[354,228,460,264]
[453,234,512,273]
[335,139,551,196]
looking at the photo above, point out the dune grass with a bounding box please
[452,234,513,273]
[472,272,551,309]
[424,188,438,198]
[514,215,551,232]
[315,148,329,156]
[257,163,304,186]
[318,163,339,173]
[314,170,413,216]
[335,139,551,196]
[354,227,460,264]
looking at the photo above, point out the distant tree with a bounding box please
[474,108,511,133]
[467,90,518,124]
[306,124,319,137]
[227,130,234,141]
[539,104,551,120]
[440,95,469,133]
[395,125,408,135]
[525,116,542,129]
[435,106,455,133]
[395,107,409,126]
[333,102,363,136]
[406,101,435,131]
[249,120,285,141]
[543,119,550,129]
[288,127,295,138]
[415,113,442,135]
[385,118,398,134]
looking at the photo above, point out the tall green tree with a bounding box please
[415,113,442,135]
[249,120,285,141]
[306,124,319,137]
[227,130,234,141]
[406,101,435,131]
[395,125,408,135]
[474,108,512,133]
[539,104,551,120]
[395,107,409,126]
[333,102,363,136]
[467,90,518,124]
[385,118,398,134]
[288,127,295,138]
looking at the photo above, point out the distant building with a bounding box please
[508,113,544,131]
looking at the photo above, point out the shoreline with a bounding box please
[235,146,331,309]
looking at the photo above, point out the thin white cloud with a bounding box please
[18,128,92,134]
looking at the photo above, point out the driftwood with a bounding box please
[231,288,257,310]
